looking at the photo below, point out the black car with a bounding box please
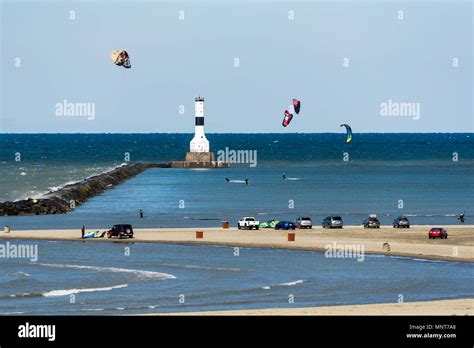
[393,216,410,228]
[107,224,134,239]
[363,216,380,229]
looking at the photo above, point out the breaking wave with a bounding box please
[43,284,128,297]
[262,279,306,290]
[38,263,176,280]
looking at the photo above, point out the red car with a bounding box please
[107,224,134,239]
[428,228,448,239]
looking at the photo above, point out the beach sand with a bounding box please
[150,298,474,316]
[1,225,473,262]
[2,226,472,316]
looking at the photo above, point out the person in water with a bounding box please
[458,213,465,224]
[81,225,85,239]
[225,178,249,185]
[139,209,144,218]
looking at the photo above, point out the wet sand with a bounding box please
[1,225,473,262]
[152,298,474,316]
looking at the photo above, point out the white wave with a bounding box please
[39,263,176,280]
[161,263,241,272]
[43,284,128,297]
[262,279,306,290]
[47,181,80,193]
[20,172,27,176]
[9,292,31,298]
[40,163,131,198]
[17,271,30,277]
[279,279,306,286]
[81,308,105,312]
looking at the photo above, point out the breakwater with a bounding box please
[0,163,169,216]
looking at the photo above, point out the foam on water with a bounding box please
[38,263,176,280]
[262,279,306,289]
[43,284,128,297]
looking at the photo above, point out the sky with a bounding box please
[1,0,472,133]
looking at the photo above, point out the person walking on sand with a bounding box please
[81,225,85,238]
[140,209,144,218]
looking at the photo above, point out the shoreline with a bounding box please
[147,298,474,316]
[1,225,473,263]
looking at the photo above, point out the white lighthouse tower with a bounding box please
[190,96,209,152]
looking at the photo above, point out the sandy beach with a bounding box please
[1,225,472,316]
[1,225,473,262]
[151,298,474,316]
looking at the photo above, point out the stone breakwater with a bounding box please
[0,163,170,216]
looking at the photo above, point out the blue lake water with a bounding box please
[0,133,473,229]
[0,239,472,315]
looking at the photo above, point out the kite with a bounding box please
[340,124,353,143]
[292,99,301,114]
[110,50,131,69]
[282,110,293,127]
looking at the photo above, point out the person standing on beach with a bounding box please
[81,225,85,238]
[139,209,144,218]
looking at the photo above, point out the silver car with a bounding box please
[295,217,312,229]
[322,216,343,228]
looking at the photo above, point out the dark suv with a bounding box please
[363,216,380,229]
[107,224,134,239]
[393,216,410,228]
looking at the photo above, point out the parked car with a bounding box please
[107,224,134,239]
[428,228,448,239]
[275,221,296,230]
[363,215,380,229]
[295,217,312,229]
[322,216,343,229]
[238,217,260,230]
[393,216,410,228]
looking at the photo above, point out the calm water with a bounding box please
[0,133,472,228]
[0,239,472,315]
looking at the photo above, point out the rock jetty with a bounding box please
[0,163,169,216]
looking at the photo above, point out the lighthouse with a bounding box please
[190,96,209,152]
[172,96,228,168]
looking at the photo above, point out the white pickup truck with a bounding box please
[237,217,260,230]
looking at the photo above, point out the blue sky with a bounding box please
[1,0,472,133]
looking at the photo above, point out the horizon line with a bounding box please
[1,132,473,135]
